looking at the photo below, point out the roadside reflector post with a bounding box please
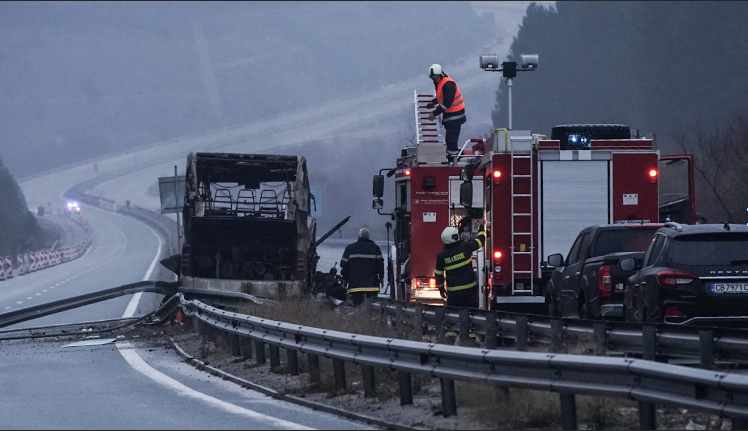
[516,315,528,351]
[308,354,321,384]
[551,318,563,353]
[269,345,281,370]
[333,359,346,391]
[560,392,578,430]
[699,330,714,370]
[362,365,376,397]
[440,378,457,417]
[287,349,299,376]
[459,309,470,344]
[593,322,607,355]
[254,340,266,364]
[399,371,413,405]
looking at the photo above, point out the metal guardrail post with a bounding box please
[414,306,424,335]
[287,349,299,376]
[560,393,577,430]
[551,318,563,353]
[593,322,607,355]
[459,309,470,344]
[699,330,714,370]
[486,311,498,349]
[440,378,457,417]
[640,324,657,430]
[399,371,413,405]
[269,345,281,370]
[436,307,446,343]
[395,303,404,325]
[192,315,200,333]
[516,315,528,351]
[333,359,346,391]
[362,365,376,397]
[255,340,266,364]
[308,354,321,384]
[239,336,252,360]
[229,333,240,357]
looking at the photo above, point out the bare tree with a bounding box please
[675,114,748,224]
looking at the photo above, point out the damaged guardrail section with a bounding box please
[180,295,748,430]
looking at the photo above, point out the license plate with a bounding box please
[711,283,748,294]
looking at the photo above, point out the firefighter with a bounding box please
[426,64,466,162]
[434,225,484,308]
[340,228,384,307]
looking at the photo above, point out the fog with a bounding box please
[1,1,551,239]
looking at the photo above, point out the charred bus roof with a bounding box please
[191,152,306,186]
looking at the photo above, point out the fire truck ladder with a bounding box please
[414,91,444,145]
[510,138,535,294]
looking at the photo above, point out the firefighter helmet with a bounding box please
[428,64,443,78]
[441,226,459,245]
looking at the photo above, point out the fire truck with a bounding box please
[374,91,695,310]
[372,92,487,305]
[458,125,695,311]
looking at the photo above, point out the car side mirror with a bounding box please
[547,253,564,267]
[619,257,637,272]
[459,181,473,208]
[373,175,384,198]
[372,198,383,210]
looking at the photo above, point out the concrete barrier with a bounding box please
[0,257,5,280]
[4,256,12,278]
[16,255,24,276]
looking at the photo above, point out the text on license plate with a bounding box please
[711,283,748,294]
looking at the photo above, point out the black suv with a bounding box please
[620,222,748,324]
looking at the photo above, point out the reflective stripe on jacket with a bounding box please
[434,230,484,292]
[435,77,466,124]
[340,238,384,294]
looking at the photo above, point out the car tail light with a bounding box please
[665,306,684,316]
[656,270,698,288]
[412,278,437,290]
[598,265,611,297]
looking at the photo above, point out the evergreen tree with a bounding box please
[0,155,39,255]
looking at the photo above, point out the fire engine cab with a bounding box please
[458,125,695,311]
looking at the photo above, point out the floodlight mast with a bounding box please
[479,54,538,130]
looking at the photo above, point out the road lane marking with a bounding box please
[116,342,313,430]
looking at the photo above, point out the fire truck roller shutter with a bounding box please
[541,160,609,260]
[551,125,631,150]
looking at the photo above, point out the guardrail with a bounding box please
[0,213,92,282]
[181,295,748,430]
[0,281,179,329]
[372,300,748,368]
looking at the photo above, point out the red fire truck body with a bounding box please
[387,145,484,303]
[469,128,695,310]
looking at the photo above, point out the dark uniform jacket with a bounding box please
[434,231,485,294]
[340,238,384,293]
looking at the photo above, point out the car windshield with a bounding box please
[671,233,748,265]
[592,228,658,257]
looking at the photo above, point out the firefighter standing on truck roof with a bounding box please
[340,228,384,307]
[426,64,466,162]
[434,225,484,308]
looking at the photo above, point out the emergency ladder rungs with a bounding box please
[414,90,444,145]
[510,138,536,294]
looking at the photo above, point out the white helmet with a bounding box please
[441,226,459,245]
[428,64,443,78]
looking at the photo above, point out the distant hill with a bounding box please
[0,155,40,255]
[0,2,494,179]
[494,1,748,146]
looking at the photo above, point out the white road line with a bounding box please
[116,343,312,430]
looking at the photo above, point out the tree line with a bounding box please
[494,1,748,224]
[0,156,41,256]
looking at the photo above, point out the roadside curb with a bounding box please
[168,336,425,431]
